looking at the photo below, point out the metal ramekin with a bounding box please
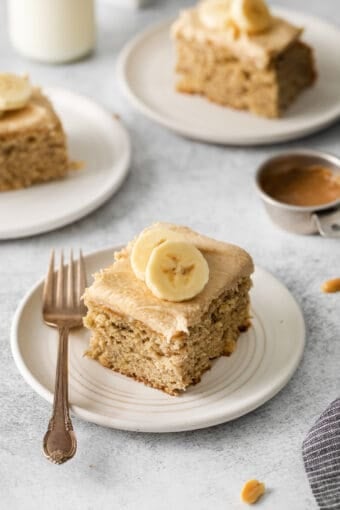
[256,150,340,237]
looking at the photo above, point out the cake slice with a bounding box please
[84,223,254,395]
[0,74,70,191]
[171,0,317,118]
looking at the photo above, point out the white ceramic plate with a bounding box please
[11,247,305,433]
[0,88,131,239]
[117,8,340,145]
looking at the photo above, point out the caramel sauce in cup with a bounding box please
[256,151,340,236]
[261,165,340,207]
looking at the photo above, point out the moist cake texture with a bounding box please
[171,6,316,118]
[84,224,254,395]
[0,88,69,191]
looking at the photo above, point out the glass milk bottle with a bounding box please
[7,0,96,64]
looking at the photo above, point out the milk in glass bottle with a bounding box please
[8,0,96,63]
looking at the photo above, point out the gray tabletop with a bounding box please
[1,1,340,509]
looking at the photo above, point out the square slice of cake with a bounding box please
[171,0,317,118]
[84,223,254,395]
[0,75,70,191]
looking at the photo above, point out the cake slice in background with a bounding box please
[84,223,254,395]
[171,0,317,118]
[0,74,70,191]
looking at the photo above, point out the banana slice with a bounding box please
[230,0,272,34]
[145,240,209,302]
[0,74,32,112]
[131,226,184,281]
[198,0,233,30]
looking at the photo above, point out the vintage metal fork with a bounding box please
[42,250,87,465]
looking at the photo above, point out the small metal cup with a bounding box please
[256,150,340,237]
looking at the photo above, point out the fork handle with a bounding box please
[43,326,77,464]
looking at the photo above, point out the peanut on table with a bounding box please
[241,479,266,505]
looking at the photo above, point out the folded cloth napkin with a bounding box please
[303,398,340,509]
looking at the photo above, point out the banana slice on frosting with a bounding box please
[198,0,233,30]
[131,226,184,281]
[145,240,209,302]
[0,74,32,112]
[230,0,272,34]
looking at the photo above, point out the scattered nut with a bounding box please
[321,278,340,294]
[241,479,265,505]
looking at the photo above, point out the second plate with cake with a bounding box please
[118,7,340,145]
[0,87,131,239]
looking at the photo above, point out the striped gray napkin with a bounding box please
[303,398,340,509]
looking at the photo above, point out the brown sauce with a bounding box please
[261,165,340,207]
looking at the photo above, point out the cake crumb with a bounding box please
[322,278,340,293]
[70,160,85,171]
[241,479,265,505]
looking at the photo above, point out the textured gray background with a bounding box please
[1,1,340,509]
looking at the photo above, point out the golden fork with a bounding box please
[42,250,87,465]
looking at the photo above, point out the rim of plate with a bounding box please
[0,87,131,239]
[11,247,306,433]
[117,7,340,145]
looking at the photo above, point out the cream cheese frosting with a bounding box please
[84,223,254,341]
[171,8,302,70]
[0,88,58,136]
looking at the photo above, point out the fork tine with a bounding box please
[67,250,74,307]
[43,250,55,309]
[56,250,64,308]
[76,250,87,304]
